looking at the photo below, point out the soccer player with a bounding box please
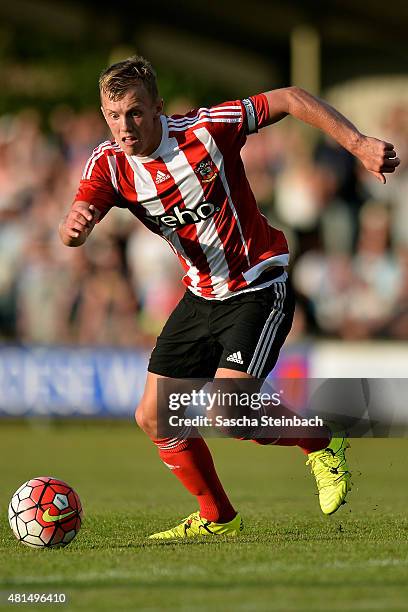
[59,56,400,539]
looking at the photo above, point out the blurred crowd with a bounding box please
[0,100,407,348]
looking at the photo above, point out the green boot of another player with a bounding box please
[306,432,352,515]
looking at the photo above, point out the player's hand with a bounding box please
[59,201,99,246]
[357,136,400,184]
[64,202,96,238]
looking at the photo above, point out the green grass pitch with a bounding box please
[1,421,407,611]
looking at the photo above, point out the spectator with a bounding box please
[0,105,405,345]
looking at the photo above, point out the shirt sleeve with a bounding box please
[168,95,270,156]
[242,93,270,133]
[168,100,247,153]
[74,146,118,221]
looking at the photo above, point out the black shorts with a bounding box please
[148,276,295,380]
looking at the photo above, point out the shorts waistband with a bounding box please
[185,267,285,303]
[248,266,285,287]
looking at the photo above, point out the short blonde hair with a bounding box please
[99,55,159,102]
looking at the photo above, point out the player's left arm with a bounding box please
[262,87,400,183]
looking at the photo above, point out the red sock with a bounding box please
[297,434,331,455]
[250,403,331,454]
[252,435,330,453]
[153,436,236,523]
[252,431,330,454]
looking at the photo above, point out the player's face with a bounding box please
[101,84,163,156]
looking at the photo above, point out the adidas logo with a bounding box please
[226,351,244,365]
[155,170,170,184]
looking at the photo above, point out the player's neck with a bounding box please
[139,116,163,158]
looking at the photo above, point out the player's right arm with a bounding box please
[59,201,101,247]
[60,142,118,247]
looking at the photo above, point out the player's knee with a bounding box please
[140,414,158,438]
[144,414,158,438]
[135,405,144,429]
[135,400,157,437]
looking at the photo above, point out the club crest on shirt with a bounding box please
[195,160,218,183]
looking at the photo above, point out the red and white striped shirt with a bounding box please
[75,93,289,299]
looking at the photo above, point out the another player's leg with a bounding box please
[135,372,243,539]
